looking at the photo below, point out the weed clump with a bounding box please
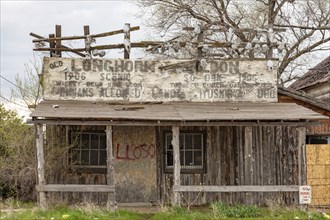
[211,202,261,218]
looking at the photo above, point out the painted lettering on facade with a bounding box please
[116,143,155,161]
[43,57,278,102]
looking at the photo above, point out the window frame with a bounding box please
[163,130,207,174]
[68,131,107,172]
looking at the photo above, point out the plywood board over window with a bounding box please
[306,144,330,206]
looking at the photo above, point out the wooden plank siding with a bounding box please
[160,126,306,206]
[43,124,306,206]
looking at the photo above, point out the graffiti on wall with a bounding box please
[43,57,278,102]
[115,143,155,161]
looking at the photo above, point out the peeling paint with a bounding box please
[43,57,277,102]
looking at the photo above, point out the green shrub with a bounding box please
[211,202,261,218]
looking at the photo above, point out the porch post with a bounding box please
[172,126,181,206]
[105,126,116,210]
[36,124,46,209]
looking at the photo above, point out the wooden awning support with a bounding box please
[36,124,46,209]
[105,126,116,210]
[172,126,181,206]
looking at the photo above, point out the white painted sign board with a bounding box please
[299,185,312,204]
[42,57,277,102]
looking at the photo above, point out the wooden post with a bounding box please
[172,126,180,206]
[196,28,204,71]
[55,25,62,57]
[123,23,130,59]
[36,124,46,209]
[49,34,55,57]
[84,25,91,57]
[105,126,116,210]
[298,127,307,211]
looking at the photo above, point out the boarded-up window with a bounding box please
[164,131,205,173]
[70,132,107,169]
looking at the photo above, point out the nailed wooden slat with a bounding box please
[36,184,115,192]
[30,32,85,57]
[173,185,300,192]
[32,26,140,42]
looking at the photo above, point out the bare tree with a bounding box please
[137,0,330,85]
[11,56,43,111]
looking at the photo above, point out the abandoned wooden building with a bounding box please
[29,57,329,208]
[29,25,328,208]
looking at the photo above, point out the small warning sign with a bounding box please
[299,185,312,204]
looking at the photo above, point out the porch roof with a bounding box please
[31,101,327,123]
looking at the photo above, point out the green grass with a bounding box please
[0,202,329,220]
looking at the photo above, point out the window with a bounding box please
[70,132,107,168]
[164,131,205,173]
[307,135,330,144]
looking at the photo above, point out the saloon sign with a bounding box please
[42,57,277,102]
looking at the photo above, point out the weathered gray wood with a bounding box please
[244,126,253,203]
[32,26,140,42]
[30,32,85,57]
[173,185,300,192]
[172,126,180,206]
[84,25,91,55]
[48,34,55,57]
[300,127,307,185]
[29,119,318,127]
[55,25,61,57]
[42,57,278,103]
[105,126,116,210]
[124,23,130,59]
[36,124,46,209]
[36,184,115,192]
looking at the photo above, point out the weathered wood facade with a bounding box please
[30,57,328,208]
[36,123,308,206]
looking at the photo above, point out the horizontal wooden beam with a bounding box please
[36,184,115,192]
[28,118,317,127]
[30,32,86,57]
[183,27,287,33]
[32,26,140,43]
[173,185,300,192]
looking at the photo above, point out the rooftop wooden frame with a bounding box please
[31,24,284,59]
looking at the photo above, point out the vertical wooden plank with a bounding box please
[258,126,264,204]
[84,25,91,56]
[55,25,62,57]
[49,34,55,57]
[105,126,116,210]
[156,126,163,203]
[238,126,244,203]
[172,126,180,206]
[244,126,253,204]
[298,127,307,185]
[196,29,204,71]
[124,23,131,59]
[300,127,307,185]
[36,124,46,209]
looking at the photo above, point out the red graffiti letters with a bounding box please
[116,143,155,160]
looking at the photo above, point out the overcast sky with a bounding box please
[0,0,144,113]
